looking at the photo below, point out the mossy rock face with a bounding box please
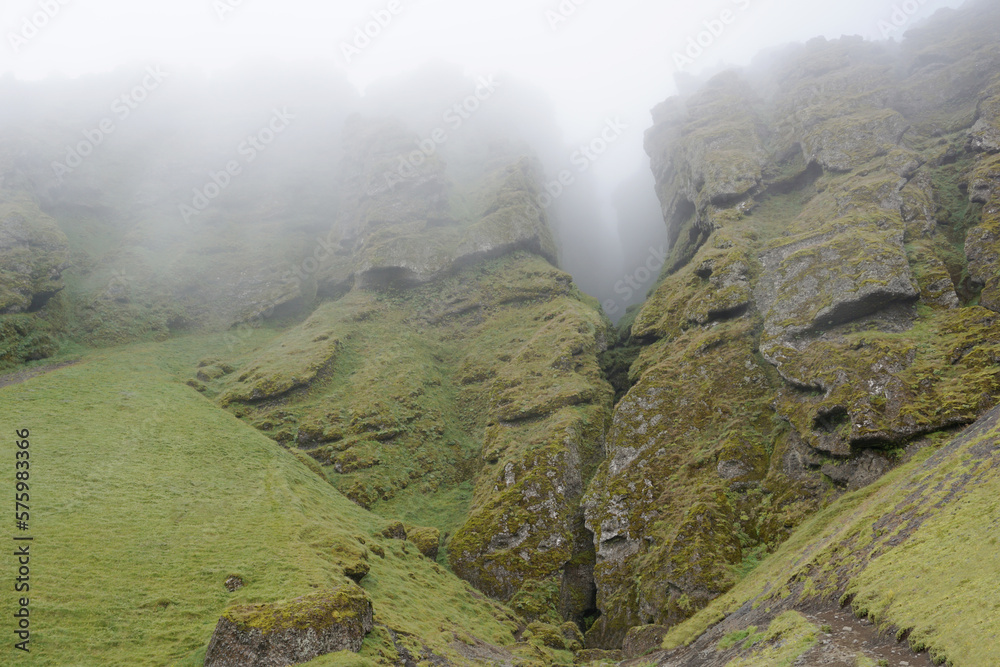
[596,3,1000,650]
[204,586,374,666]
[768,308,1000,456]
[892,2,1000,135]
[801,109,909,173]
[0,313,60,371]
[966,154,1000,313]
[450,401,611,605]
[319,115,557,292]
[662,401,1000,666]
[756,171,920,344]
[631,231,752,340]
[215,176,613,625]
[969,81,1000,152]
[583,319,805,648]
[523,620,576,651]
[643,72,767,265]
[759,220,917,339]
[574,648,623,664]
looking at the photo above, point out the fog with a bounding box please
[0,0,965,316]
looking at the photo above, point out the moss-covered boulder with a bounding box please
[203,587,374,666]
[406,525,441,560]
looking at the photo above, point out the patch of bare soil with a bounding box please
[0,360,79,389]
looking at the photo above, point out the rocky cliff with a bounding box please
[582,0,1000,652]
[201,112,615,631]
[2,3,1000,664]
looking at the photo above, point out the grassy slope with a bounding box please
[0,334,526,666]
[663,404,1000,665]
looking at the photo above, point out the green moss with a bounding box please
[0,313,60,371]
[0,192,70,311]
[290,448,330,481]
[802,109,908,172]
[509,578,563,625]
[222,587,370,634]
[718,626,762,651]
[770,306,1000,453]
[584,314,822,644]
[210,250,612,622]
[404,526,441,559]
[660,406,1000,665]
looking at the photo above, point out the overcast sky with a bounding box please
[0,0,967,261]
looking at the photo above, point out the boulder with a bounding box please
[405,526,441,560]
[203,587,373,667]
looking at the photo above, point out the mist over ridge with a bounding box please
[0,0,965,318]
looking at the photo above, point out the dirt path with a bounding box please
[633,600,934,667]
[0,360,79,390]
[792,608,934,667]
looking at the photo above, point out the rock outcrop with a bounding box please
[207,114,614,629]
[315,116,558,294]
[583,0,1000,648]
[204,587,374,666]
